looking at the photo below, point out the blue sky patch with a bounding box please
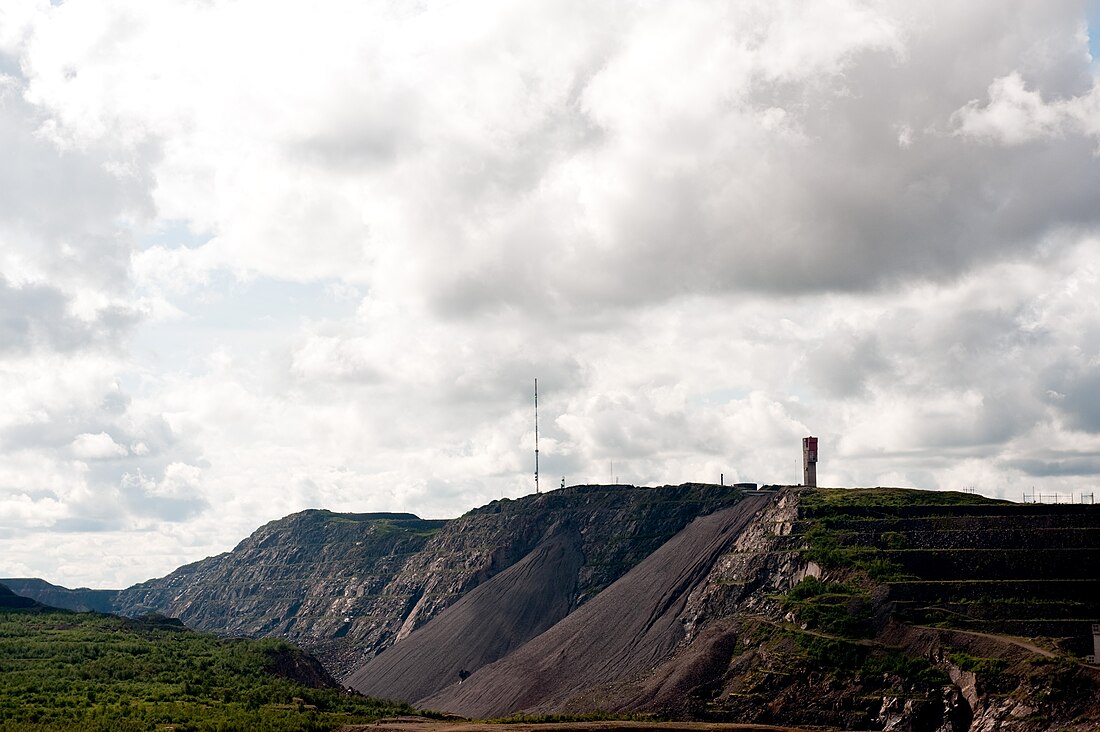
[1090,0,1100,62]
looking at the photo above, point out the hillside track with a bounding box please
[914,625,1056,658]
[337,721,817,732]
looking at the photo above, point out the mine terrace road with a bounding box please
[923,626,1056,658]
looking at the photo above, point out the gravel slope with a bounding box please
[347,523,584,702]
[421,494,768,718]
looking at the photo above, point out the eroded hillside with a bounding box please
[113,484,746,676]
[348,487,1100,732]
[113,510,446,676]
[415,493,773,715]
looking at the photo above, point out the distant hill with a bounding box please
[0,577,118,612]
[114,509,449,675]
[0,582,43,610]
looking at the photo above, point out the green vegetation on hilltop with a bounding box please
[947,651,1009,675]
[793,486,1100,658]
[0,606,415,731]
[801,486,1004,512]
[799,487,1006,582]
[801,524,913,581]
[782,488,1021,686]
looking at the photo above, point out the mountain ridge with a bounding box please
[6,483,748,678]
[7,485,1100,731]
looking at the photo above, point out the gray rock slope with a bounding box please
[346,522,584,702]
[413,494,770,717]
[25,483,744,678]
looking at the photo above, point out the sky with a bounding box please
[1,0,1100,588]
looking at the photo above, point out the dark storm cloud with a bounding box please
[1005,455,1100,477]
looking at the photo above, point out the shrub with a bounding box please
[0,608,416,731]
[948,651,1008,675]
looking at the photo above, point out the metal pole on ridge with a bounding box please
[530,378,534,493]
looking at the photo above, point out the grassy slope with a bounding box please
[801,486,1005,509]
[0,605,415,732]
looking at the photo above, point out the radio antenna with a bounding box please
[530,378,534,493]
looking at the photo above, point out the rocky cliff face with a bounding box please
[113,510,444,676]
[113,484,745,677]
[346,523,587,703]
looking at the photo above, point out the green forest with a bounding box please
[0,604,415,731]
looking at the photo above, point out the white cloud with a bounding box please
[121,462,203,498]
[3,0,1100,587]
[13,0,1091,309]
[0,1,46,58]
[953,71,1100,144]
[70,432,128,459]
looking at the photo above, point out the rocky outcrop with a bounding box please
[263,645,341,689]
[635,489,1100,731]
[113,510,445,676]
[363,483,748,654]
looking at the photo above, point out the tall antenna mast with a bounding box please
[530,378,534,493]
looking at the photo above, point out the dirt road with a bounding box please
[337,720,823,732]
